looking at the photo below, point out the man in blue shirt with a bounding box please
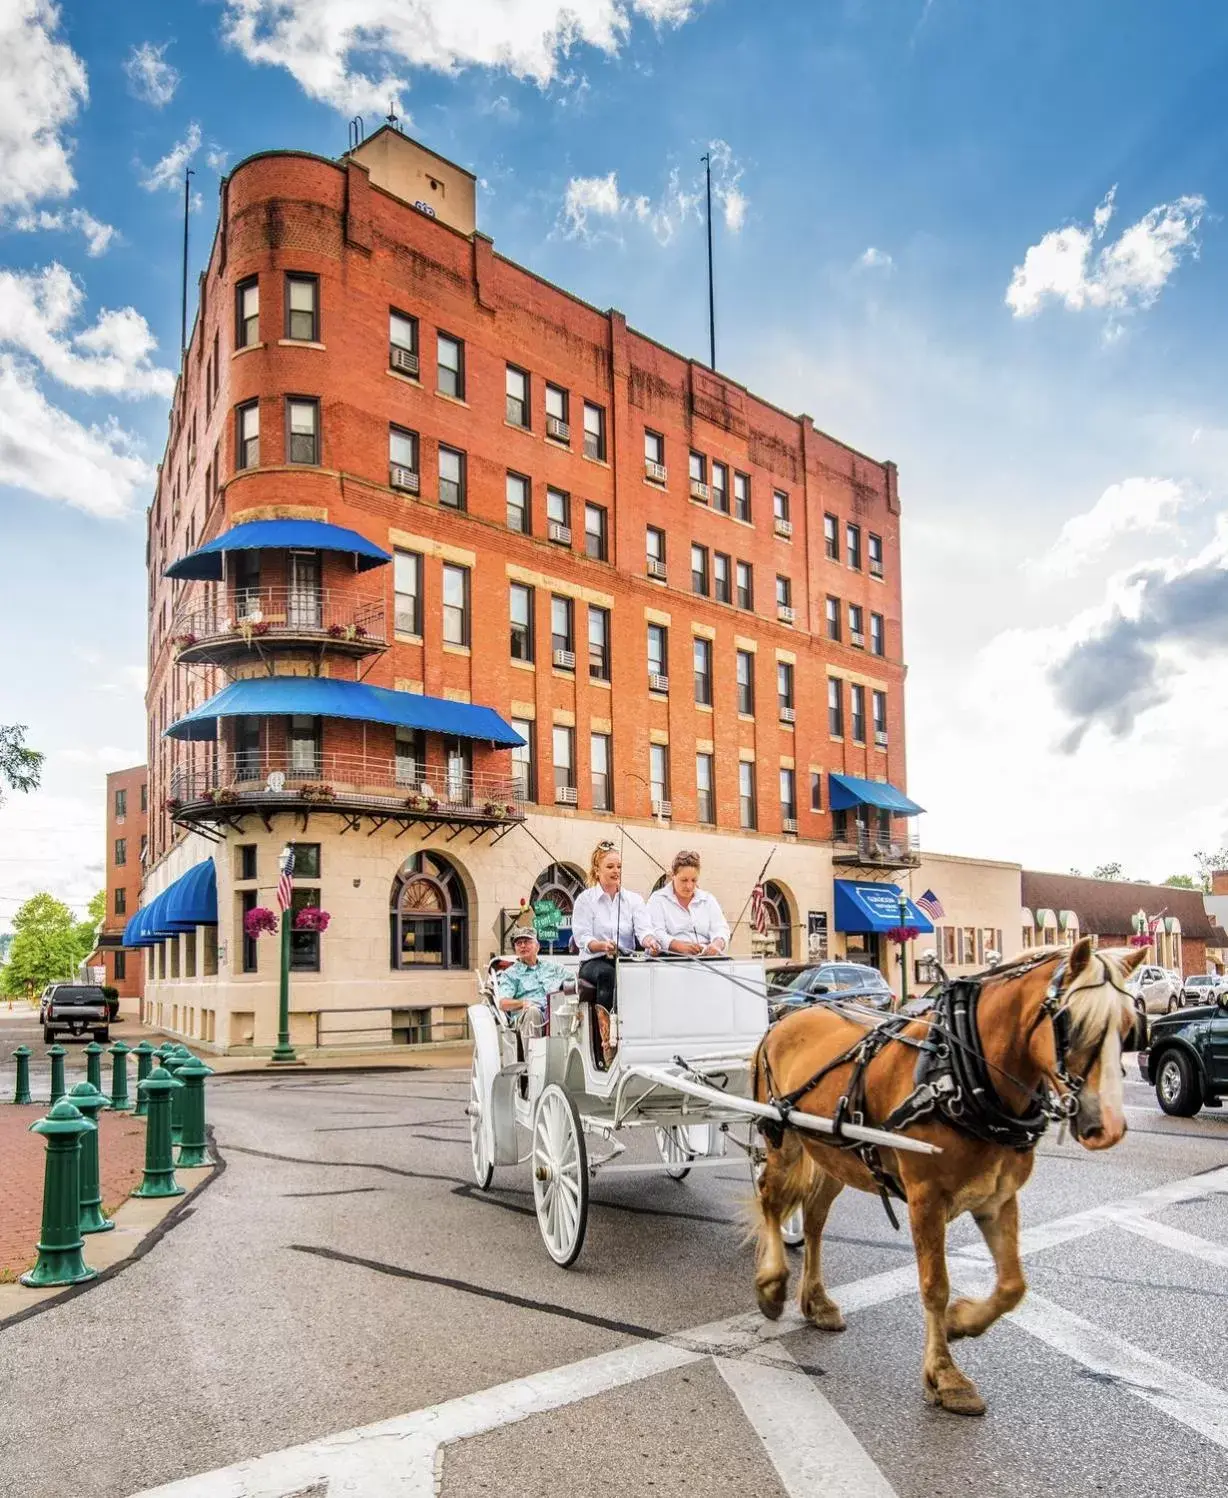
[497,926,568,1020]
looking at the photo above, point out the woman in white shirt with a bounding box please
[571,840,660,1064]
[647,850,731,956]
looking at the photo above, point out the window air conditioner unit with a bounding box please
[546,416,571,442]
[774,518,793,539]
[850,631,865,648]
[556,786,579,805]
[390,463,420,493]
[782,817,799,833]
[875,730,889,748]
[690,479,711,503]
[547,521,572,545]
[648,672,670,694]
[779,706,796,724]
[777,605,796,624]
[645,459,667,484]
[646,557,667,581]
[552,648,576,670]
[389,346,419,377]
[652,799,672,819]
[870,561,884,578]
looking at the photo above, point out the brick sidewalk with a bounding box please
[0,1106,148,1277]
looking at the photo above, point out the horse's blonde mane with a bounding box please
[1008,944,1136,1048]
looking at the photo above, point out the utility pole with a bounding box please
[180,167,195,355]
[701,151,716,371]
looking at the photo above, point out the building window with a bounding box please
[140,782,147,813]
[389,424,418,484]
[773,489,790,525]
[591,732,612,812]
[696,753,715,824]
[650,743,670,811]
[810,772,822,812]
[763,881,792,958]
[286,398,319,464]
[825,596,841,641]
[237,844,257,881]
[644,429,665,472]
[289,716,321,775]
[735,561,754,611]
[389,309,418,367]
[583,400,606,460]
[848,603,864,646]
[241,888,258,973]
[780,767,797,823]
[114,838,127,866]
[553,726,575,800]
[115,788,127,818]
[551,595,574,655]
[442,563,469,646]
[507,472,530,534]
[824,513,839,560]
[694,637,713,705]
[776,575,792,614]
[396,728,425,786]
[437,332,464,398]
[285,274,319,341]
[390,852,469,970]
[291,845,322,883]
[777,661,794,717]
[689,451,707,489]
[584,503,608,561]
[289,886,322,972]
[509,583,534,662]
[139,834,147,863]
[868,533,884,578]
[711,461,728,513]
[691,543,709,596]
[437,445,465,509]
[506,364,530,427]
[588,606,610,681]
[736,650,754,714]
[846,523,862,570]
[235,277,258,347]
[828,678,844,737]
[114,950,126,981]
[850,684,866,743]
[713,552,731,604]
[739,761,757,829]
[115,887,127,916]
[870,612,885,657]
[394,549,422,636]
[546,487,571,536]
[872,690,887,744]
[646,526,666,573]
[648,623,668,686]
[236,400,259,469]
[546,383,569,440]
[733,472,751,522]
[511,719,535,801]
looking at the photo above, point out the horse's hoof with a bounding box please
[802,1299,846,1332]
[756,1282,787,1321]
[923,1377,986,1416]
[945,1297,981,1341]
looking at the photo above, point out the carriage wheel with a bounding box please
[654,1126,696,1181]
[532,1084,589,1267]
[751,1156,805,1247]
[469,1055,494,1190]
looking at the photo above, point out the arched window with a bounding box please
[762,880,793,959]
[527,863,585,953]
[650,872,668,894]
[390,852,469,969]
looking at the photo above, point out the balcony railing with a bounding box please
[830,826,922,870]
[167,752,526,828]
[171,587,388,662]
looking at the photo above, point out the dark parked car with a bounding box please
[1139,995,1228,1117]
[769,961,894,1020]
[41,984,110,1044]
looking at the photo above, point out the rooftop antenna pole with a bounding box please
[386,100,399,132]
[701,151,715,371]
[180,166,195,356]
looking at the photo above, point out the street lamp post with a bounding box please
[270,844,298,1064]
[897,889,910,1010]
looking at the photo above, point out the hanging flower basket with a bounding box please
[244,906,279,938]
[164,796,182,813]
[300,782,335,802]
[482,799,515,819]
[1129,933,1152,947]
[293,906,331,933]
[173,631,197,648]
[405,792,440,813]
[886,925,921,945]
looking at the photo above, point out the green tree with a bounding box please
[76,889,106,958]
[1162,874,1198,889]
[3,893,86,999]
[1091,862,1125,881]
[1195,848,1228,891]
[0,724,43,805]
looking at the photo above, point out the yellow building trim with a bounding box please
[696,738,714,753]
[644,606,672,626]
[506,562,614,608]
[826,666,890,691]
[739,748,756,762]
[591,716,612,733]
[734,635,758,653]
[691,622,716,640]
[779,755,795,769]
[553,709,576,727]
[775,647,797,665]
[389,527,476,566]
[650,728,670,745]
[510,700,536,719]
[443,688,471,704]
[395,678,424,695]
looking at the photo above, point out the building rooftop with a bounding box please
[1021,870,1218,940]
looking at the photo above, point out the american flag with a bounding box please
[277,856,295,912]
[916,889,945,920]
[751,883,768,935]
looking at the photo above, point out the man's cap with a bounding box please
[510,922,537,943]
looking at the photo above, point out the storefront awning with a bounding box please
[122,860,217,945]
[833,880,934,935]
[165,519,391,580]
[828,773,925,816]
[165,677,525,748]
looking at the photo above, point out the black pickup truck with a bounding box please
[41,984,110,1044]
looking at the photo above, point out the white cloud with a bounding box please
[561,143,747,244]
[1033,477,1190,579]
[12,206,116,256]
[561,171,625,236]
[706,138,747,233]
[857,246,893,270]
[0,355,154,518]
[0,0,89,211]
[139,122,202,192]
[0,263,174,397]
[220,0,708,113]
[124,41,180,108]
[1006,186,1206,319]
[205,145,230,171]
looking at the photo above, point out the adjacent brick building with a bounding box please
[97,763,147,1010]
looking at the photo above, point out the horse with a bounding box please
[749,938,1144,1416]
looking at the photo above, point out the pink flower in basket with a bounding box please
[293,906,331,933]
[885,925,921,945]
[244,906,279,938]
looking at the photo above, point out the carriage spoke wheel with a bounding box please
[469,1056,494,1190]
[532,1084,589,1267]
[751,1156,805,1248]
[654,1126,696,1181]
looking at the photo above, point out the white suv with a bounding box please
[1128,964,1181,1015]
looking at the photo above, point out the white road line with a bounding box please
[1116,1215,1228,1269]
[717,1348,899,1498]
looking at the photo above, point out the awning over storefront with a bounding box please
[122,905,156,947]
[122,860,217,946]
[833,880,935,935]
[828,773,925,816]
[165,677,525,748]
[165,519,392,580]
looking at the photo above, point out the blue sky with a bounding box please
[2,0,1226,924]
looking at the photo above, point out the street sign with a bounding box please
[532,900,561,943]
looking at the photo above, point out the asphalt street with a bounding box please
[0,1020,1226,1498]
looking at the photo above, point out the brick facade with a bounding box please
[98,763,147,1007]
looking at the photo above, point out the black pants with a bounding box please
[578,956,616,1010]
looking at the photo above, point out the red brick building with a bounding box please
[132,127,922,1052]
[96,763,147,1009]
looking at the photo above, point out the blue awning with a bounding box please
[123,860,218,945]
[833,880,934,935]
[122,905,155,947]
[828,773,925,816]
[165,519,391,580]
[165,676,525,748]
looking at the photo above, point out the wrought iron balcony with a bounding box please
[171,587,388,664]
[830,826,921,871]
[167,752,526,838]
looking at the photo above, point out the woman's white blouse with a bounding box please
[646,884,731,949]
[571,885,655,955]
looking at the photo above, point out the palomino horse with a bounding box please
[751,939,1143,1415]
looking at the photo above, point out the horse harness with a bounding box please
[759,957,1085,1229]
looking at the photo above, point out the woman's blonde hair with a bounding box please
[670,849,702,877]
[588,839,618,887]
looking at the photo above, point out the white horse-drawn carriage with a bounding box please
[467,953,937,1266]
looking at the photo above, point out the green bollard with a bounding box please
[163,1050,187,1145]
[107,1040,132,1112]
[68,1082,114,1235]
[132,1041,155,1118]
[174,1055,215,1169]
[84,1042,108,1106]
[20,1100,97,1287]
[132,1067,184,1199]
[13,1045,33,1105]
[48,1044,67,1105]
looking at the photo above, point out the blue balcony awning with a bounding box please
[165,676,525,748]
[828,773,925,816]
[123,860,218,945]
[122,905,155,948]
[833,880,934,935]
[165,519,391,580]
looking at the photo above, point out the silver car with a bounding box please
[1179,973,1228,1007]
[1128,964,1181,1015]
